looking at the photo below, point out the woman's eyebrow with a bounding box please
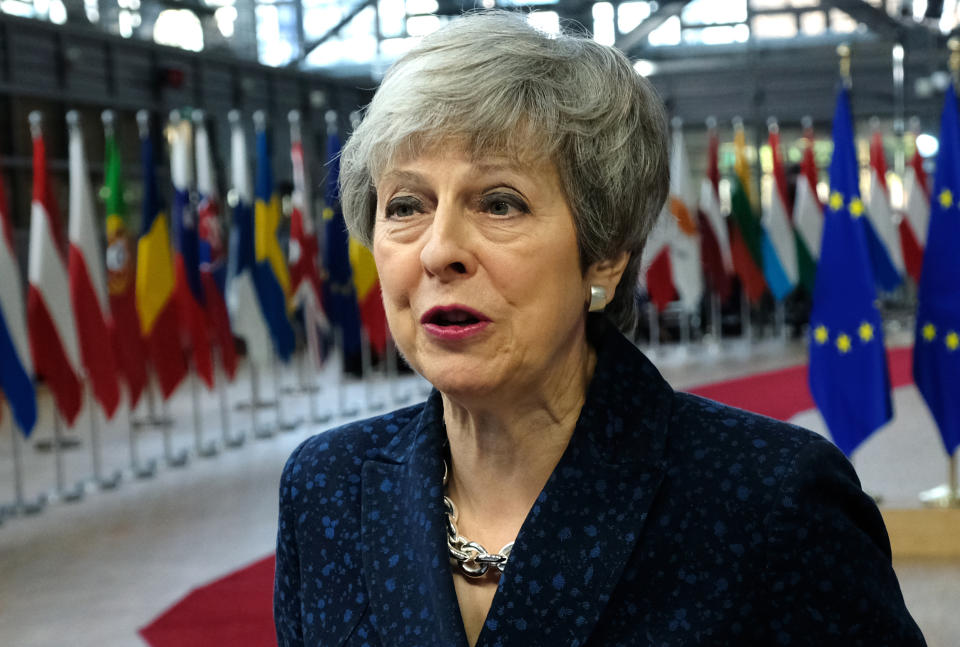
[380,169,426,187]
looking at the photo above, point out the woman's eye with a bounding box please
[385,197,421,218]
[482,194,528,217]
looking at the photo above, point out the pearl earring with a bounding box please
[588,285,607,312]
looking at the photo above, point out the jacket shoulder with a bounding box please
[283,402,426,487]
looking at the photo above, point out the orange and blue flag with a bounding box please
[253,122,295,362]
[914,84,960,456]
[808,86,892,456]
[136,116,187,399]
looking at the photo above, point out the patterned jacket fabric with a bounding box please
[274,322,926,646]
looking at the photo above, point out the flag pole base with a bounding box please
[197,442,219,458]
[224,434,246,449]
[50,483,85,504]
[919,484,960,508]
[131,459,158,479]
[164,449,189,468]
[92,470,123,490]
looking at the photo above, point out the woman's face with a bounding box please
[372,144,608,401]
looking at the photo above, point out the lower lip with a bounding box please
[422,321,490,340]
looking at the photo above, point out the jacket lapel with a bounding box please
[479,325,672,647]
[361,392,470,647]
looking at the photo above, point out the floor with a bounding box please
[0,336,957,647]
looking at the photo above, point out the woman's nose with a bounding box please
[419,206,476,280]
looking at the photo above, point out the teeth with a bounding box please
[446,311,471,323]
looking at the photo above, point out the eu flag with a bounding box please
[322,132,363,364]
[253,123,295,362]
[914,84,960,456]
[808,86,892,456]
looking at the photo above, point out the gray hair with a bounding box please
[339,10,669,331]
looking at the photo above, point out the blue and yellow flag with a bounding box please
[322,132,363,362]
[253,125,295,362]
[808,87,892,457]
[914,84,960,456]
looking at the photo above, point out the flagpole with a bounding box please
[161,396,188,467]
[647,301,660,357]
[304,303,332,424]
[126,394,155,478]
[709,293,722,351]
[190,370,218,457]
[272,351,301,432]
[386,328,409,406]
[361,328,384,412]
[217,348,244,448]
[335,326,359,418]
[251,361,273,439]
[5,403,46,516]
[86,385,121,489]
[52,412,84,503]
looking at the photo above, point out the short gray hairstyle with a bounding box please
[339,10,669,331]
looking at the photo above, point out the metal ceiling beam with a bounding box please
[292,0,377,68]
[821,0,914,40]
[615,1,691,56]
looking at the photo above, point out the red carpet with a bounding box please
[139,346,916,646]
[687,345,914,421]
[139,556,277,647]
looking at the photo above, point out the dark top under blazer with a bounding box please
[274,323,925,647]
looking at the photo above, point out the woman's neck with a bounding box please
[441,339,597,546]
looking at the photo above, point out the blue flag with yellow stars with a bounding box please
[808,86,892,457]
[914,84,960,456]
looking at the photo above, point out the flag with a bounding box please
[194,112,237,381]
[664,122,703,312]
[760,122,798,301]
[27,116,84,425]
[729,124,767,303]
[226,114,272,367]
[136,116,187,399]
[0,159,36,435]
[641,216,678,312]
[322,131,364,364]
[867,129,906,284]
[900,137,929,283]
[698,124,732,301]
[170,114,214,388]
[67,113,120,418]
[792,127,821,294]
[253,121,295,362]
[103,119,148,409]
[289,132,325,314]
[350,240,388,356]
[914,83,960,456]
[289,118,330,366]
[808,86,892,457]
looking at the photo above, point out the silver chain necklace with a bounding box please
[443,459,514,578]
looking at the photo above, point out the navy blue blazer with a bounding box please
[275,323,925,646]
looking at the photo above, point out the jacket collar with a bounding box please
[361,322,672,646]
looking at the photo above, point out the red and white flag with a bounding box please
[67,112,120,419]
[26,112,83,425]
[698,123,732,300]
[867,128,905,277]
[899,137,928,283]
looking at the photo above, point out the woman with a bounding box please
[275,12,925,647]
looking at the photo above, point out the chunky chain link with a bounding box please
[443,460,514,578]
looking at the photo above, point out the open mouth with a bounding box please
[421,305,490,328]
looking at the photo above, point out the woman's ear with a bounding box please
[585,251,631,307]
